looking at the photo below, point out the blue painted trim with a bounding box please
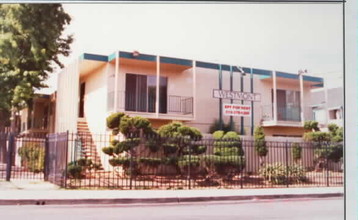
[276,71,299,79]
[119,51,156,62]
[82,53,108,62]
[312,83,324,87]
[252,68,272,76]
[108,52,117,62]
[196,61,219,70]
[303,75,324,83]
[160,56,192,67]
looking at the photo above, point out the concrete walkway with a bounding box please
[0,180,343,205]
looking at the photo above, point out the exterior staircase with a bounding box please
[77,118,103,169]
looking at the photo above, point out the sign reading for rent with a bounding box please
[223,103,251,117]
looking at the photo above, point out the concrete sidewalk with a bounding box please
[0,180,343,205]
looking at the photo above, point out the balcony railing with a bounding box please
[115,91,193,115]
[262,104,302,122]
[168,96,193,115]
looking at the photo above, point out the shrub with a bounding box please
[208,119,234,133]
[291,143,302,162]
[18,143,45,173]
[259,163,307,185]
[163,143,178,155]
[106,112,126,129]
[67,163,83,179]
[204,155,245,175]
[254,126,268,157]
[304,120,319,132]
[214,146,244,156]
[138,157,162,167]
[213,130,224,140]
[145,139,160,153]
[161,156,178,166]
[222,131,239,140]
[102,146,114,156]
[303,131,331,142]
[66,158,101,179]
[109,157,131,167]
[178,155,200,168]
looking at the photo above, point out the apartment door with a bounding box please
[79,82,85,118]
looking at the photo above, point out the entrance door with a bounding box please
[79,82,85,118]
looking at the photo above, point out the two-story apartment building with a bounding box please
[54,50,323,138]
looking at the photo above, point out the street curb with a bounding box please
[0,193,343,206]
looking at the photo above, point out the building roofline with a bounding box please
[78,50,324,84]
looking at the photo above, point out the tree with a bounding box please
[0,4,73,131]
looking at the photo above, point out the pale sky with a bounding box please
[41,3,344,93]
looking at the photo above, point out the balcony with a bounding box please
[113,91,194,120]
[261,104,311,127]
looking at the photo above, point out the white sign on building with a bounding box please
[223,103,252,117]
[213,89,261,102]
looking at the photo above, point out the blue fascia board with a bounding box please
[196,61,219,70]
[119,51,156,62]
[82,53,108,62]
[252,68,272,76]
[312,83,324,87]
[276,71,299,79]
[160,56,192,67]
[303,75,324,83]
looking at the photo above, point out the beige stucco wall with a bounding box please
[56,61,79,133]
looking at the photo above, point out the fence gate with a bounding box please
[47,132,68,187]
[0,133,46,181]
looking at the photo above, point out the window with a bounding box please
[125,73,167,113]
[329,108,342,120]
[272,89,301,121]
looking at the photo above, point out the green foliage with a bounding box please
[222,131,239,140]
[303,131,331,142]
[163,143,178,155]
[314,144,343,163]
[304,121,320,132]
[67,158,100,179]
[66,164,83,179]
[291,143,302,161]
[204,155,245,175]
[119,115,153,135]
[158,122,202,139]
[145,139,160,153]
[259,163,307,185]
[208,119,234,134]
[138,157,162,167]
[213,146,244,157]
[106,112,126,130]
[0,4,73,112]
[18,142,44,173]
[213,130,224,140]
[178,155,200,168]
[161,156,178,166]
[109,157,131,167]
[102,146,114,156]
[254,126,268,157]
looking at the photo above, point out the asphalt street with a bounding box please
[0,197,343,220]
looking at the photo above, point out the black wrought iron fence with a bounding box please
[61,133,343,189]
[0,132,343,190]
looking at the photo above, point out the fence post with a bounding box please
[44,135,49,181]
[285,140,289,188]
[5,133,14,181]
[188,138,191,190]
[63,131,69,188]
[326,142,329,187]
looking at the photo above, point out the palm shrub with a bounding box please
[67,158,101,179]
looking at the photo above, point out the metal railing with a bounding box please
[262,104,309,122]
[168,95,193,115]
[59,133,342,189]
